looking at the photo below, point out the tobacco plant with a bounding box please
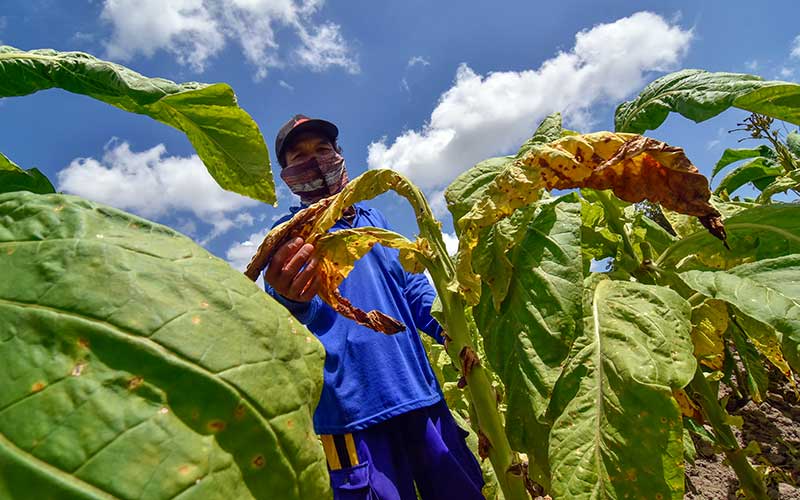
[248,70,800,500]
[2,45,800,500]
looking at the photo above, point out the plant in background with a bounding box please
[712,112,800,202]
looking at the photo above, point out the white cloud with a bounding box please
[279,79,295,91]
[408,56,430,68]
[792,35,800,59]
[779,66,795,79]
[100,0,358,78]
[441,231,459,256]
[745,60,759,71]
[367,12,692,190]
[226,227,270,288]
[57,140,259,242]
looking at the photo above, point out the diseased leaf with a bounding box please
[548,280,694,500]
[456,132,723,304]
[0,46,273,204]
[0,192,328,500]
[712,145,775,179]
[0,152,55,195]
[312,227,431,333]
[245,170,445,334]
[615,69,800,133]
[473,193,583,479]
[681,254,800,373]
[659,203,800,271]
[729,307,794,383]
[714,157,782,196]
[691,299,728,371]
[446,112,563,227]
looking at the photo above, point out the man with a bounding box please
[264,115,485,500]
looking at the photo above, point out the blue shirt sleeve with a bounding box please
[367,207,445,344]
[403,271,445,344]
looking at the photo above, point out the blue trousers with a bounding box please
[320,400,485,500]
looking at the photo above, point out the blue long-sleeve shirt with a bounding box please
[265,202,444,434]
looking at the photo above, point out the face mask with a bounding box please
[280,150,349,205]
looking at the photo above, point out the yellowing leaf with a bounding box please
[313,228,432,333]
[673,388,703,421]
[244,170,447,334]
[691,299,728,370]
[456,132,724,304]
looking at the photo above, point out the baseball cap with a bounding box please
[275,114,339,167]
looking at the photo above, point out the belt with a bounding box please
[319,433,359,470]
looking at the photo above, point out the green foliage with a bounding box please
[548,280,693,500]
[0,152,55,195]
[0,46,274,204]
[615,69,800,133]
[0,192,328,500]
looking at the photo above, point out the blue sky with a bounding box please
[2,0,799,276]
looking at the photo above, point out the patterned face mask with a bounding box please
[280,150,349,205]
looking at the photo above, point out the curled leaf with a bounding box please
[456,132,724,304]
[313,228,431,334]
[244,170,443,334]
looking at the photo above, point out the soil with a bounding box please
[685,369,800,499]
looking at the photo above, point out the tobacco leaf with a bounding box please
[0,152,55,195]
[691,299,728,371]
[456,132,723,304]
[473,193,584,484]
[312,227,430,334]
[245,170,441,334]
[681,254,800,374]
[658,203,800,272]
[0,46,273,204]
[548,280,694,500]
[615,69,800,134]
[0,192,328,500]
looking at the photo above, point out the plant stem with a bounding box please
[688,368,767,500]
[438,288,530,500]
[404,178,531,500]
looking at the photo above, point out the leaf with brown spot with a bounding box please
[455,132,724,304]
[245,170,447,334]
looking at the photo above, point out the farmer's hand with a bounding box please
[265,237,320,302]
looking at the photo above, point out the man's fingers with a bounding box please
[282,243,315,277]
[265,237,303,283]
[296,273,321,302]
[288,256,319,299]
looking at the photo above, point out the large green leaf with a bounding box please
[547,280,694,500]
[658,203,800,271]
[711,145,774,179]
[0,46,273,204]
[473,193,583,482]
[0,192,328,500]
[681,254,800,373]
[615,69,800,133]
[0,152,55,195]
[445,113,563,226]
[714,157,782,196]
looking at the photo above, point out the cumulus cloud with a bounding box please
[792,35,800,59]
[57,140,259,242]
[226,227,270,288]
[367,11,692,190]
[100,0,358,78]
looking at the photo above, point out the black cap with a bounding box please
[275,114,339,167]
